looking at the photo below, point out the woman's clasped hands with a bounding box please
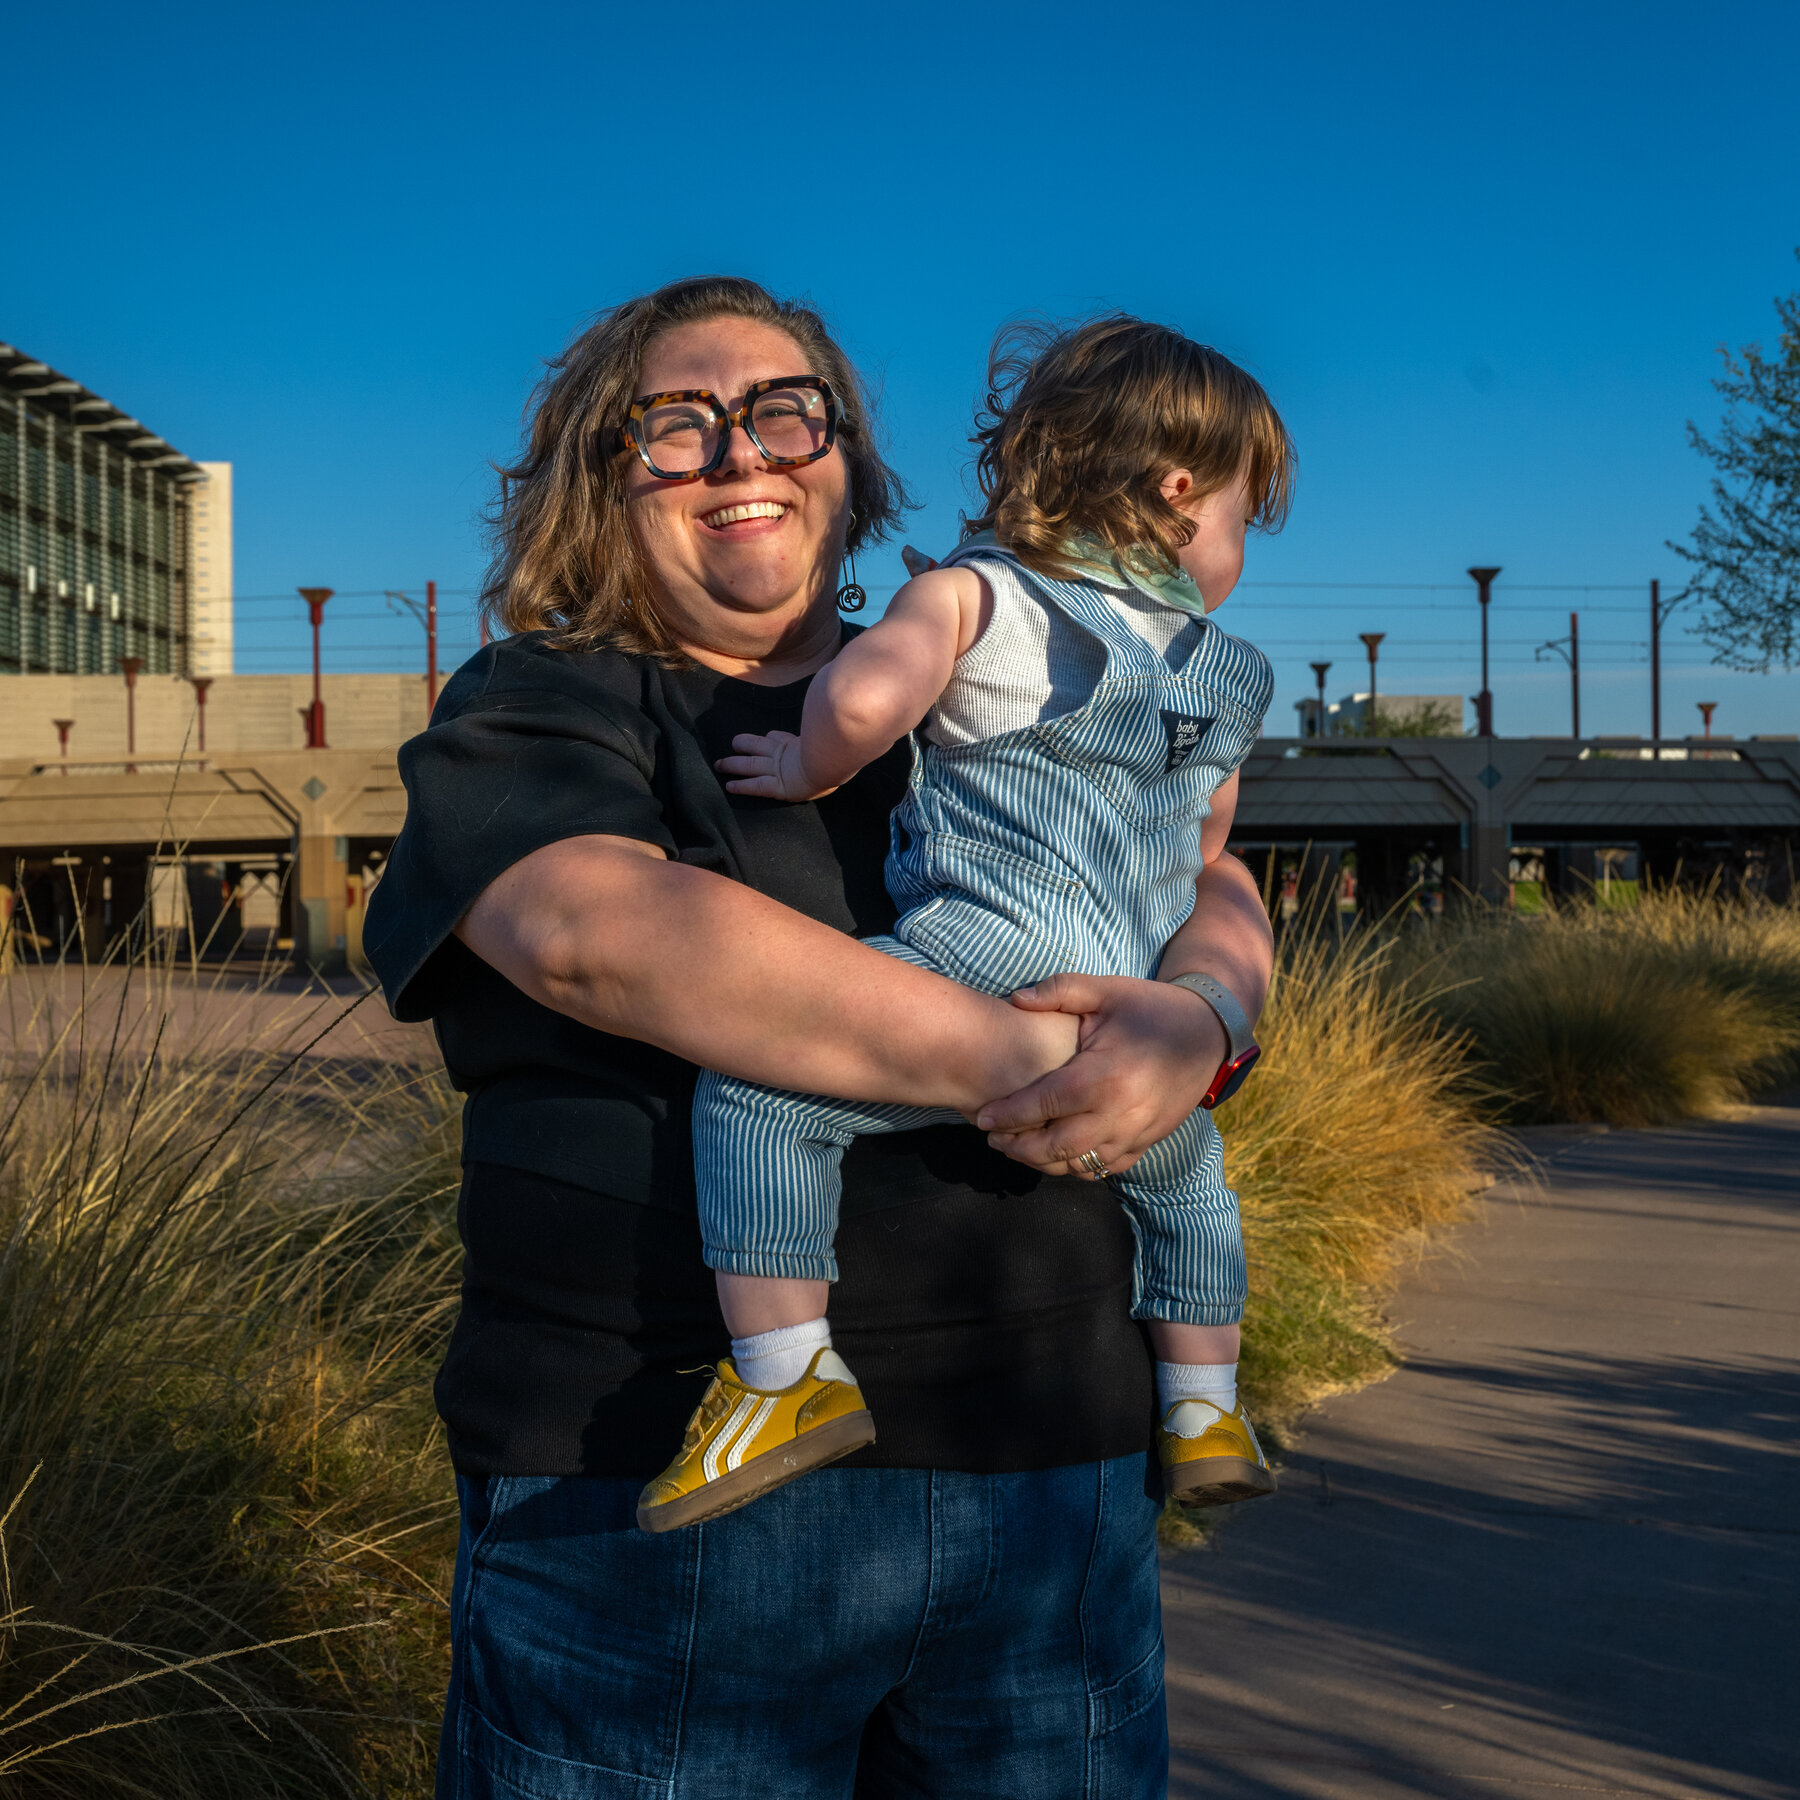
[979,972,1229,1182]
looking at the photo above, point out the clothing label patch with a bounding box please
[1162,711,1215,771]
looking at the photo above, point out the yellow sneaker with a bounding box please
[635,1348,876,1534]
[1157,1396,1276,1506]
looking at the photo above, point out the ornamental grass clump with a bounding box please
[1398,887,1800,1127]
[0,957,462,1799]
[1223,917,1502,1424]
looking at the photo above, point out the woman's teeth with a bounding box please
[703,502,788,528]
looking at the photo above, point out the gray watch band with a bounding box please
[1165,971,1255,1061]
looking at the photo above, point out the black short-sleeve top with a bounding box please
[365,631,1155,1478]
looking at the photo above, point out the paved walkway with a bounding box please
[0,964,436,1064]
[1164,1107,1800,1800]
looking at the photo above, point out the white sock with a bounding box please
[1157,1360,1237,1414]
[732,1317,834,1391]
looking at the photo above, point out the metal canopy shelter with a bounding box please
[1233,736,1800,902]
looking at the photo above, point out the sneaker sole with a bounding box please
[635,1410,877,1534]
[1164,1456,1277,1507]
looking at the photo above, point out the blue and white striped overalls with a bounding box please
[692,548,1274,1325]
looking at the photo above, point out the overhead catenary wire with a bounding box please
[207,575,1767,703]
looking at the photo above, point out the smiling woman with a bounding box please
[365,274,1275,1799]
[488,278,905,669]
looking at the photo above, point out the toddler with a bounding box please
[637,316,1292,1533]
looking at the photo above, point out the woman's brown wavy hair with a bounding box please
[965,315,1294,580]
[484,276,910,660]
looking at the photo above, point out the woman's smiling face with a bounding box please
[626,315,850,679]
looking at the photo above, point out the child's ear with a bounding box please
[1159,468,1195,505]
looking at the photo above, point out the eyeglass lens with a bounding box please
[637,384,831,474]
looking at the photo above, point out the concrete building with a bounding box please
[1,341,226,678]
[1295,691,1466,737]
[189,460,234,674]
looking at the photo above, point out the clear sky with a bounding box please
[9,0,1799,738]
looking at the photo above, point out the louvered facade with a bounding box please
[0,342,203,676]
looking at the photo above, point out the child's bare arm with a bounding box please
[718,566,990,800]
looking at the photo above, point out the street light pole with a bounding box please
[1469,567,1501,736]
[298,588,333,748]
[1650,578,1661,750]
[1535,611,1581,737]
[1649,579,1694,759]
[117,655,144,772]
[1310,660,1331,738]
[1570,610,1580,738]
[1359,633,1385,736]
[1698,701,1717,741]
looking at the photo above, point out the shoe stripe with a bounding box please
[702,1394,759,1484]
[725,1396,778,1473]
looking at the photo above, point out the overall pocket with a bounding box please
[1035,676,1260,835]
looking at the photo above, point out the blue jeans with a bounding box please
[438,1457,1167,1799]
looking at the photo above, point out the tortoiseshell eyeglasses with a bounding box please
[624,375,842,481]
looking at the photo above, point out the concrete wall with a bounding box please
[0,671,431,761]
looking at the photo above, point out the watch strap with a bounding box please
[1165,971,1254,1061]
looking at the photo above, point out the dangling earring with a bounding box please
[836,512,866,613]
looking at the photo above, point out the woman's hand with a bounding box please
[975,975,1227,1178]
[716,730,837,801]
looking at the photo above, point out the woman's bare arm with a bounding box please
[454,833,1075,1114]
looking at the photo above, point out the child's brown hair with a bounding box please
[966,315,1293,579]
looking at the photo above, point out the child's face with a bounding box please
[1163,466,1254,612]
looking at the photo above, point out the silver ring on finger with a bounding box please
[1078,1149,1112,1181]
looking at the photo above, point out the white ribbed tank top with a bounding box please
[924,555,1201,748]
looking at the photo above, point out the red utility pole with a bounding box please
[298,588,333,748]
[1698,701,1717,740]
[386,583,443,706]
[188,676,214,756]
[53,718,73,774]
[117,656,144,772]
[1359,633,1385,735]
[426,579,439,711]
[1469,567,1501,736]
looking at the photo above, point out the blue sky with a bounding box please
[9,0,1799,737]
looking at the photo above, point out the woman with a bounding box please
[366,275,1274,1799]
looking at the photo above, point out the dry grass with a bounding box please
[0,953,461,1797]
[1395,886,1800,1127]
[0,902,1525,1760]
[1228,921,1501,1422]
[1161,914,1506,1549]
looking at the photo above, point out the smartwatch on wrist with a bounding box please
[1165,972,1261,1109]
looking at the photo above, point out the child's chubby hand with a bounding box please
[716,731,839,803]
